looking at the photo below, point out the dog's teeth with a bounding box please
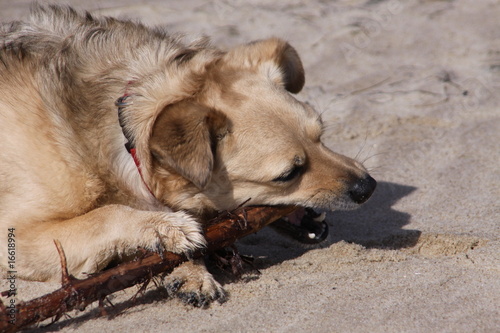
[313,212,326,222]
[308,233,316,239]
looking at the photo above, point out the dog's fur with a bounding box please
[0,5,375,305]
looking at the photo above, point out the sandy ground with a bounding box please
[1,0,499,332]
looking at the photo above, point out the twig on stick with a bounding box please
[53,240,71,286]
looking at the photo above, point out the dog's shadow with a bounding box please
[233,181,420,269]
[329,181,420,248]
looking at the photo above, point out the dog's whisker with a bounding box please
[365,164,387,175]
[354,133,369,161]
[362,151,388,164]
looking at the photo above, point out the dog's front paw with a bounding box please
[163,259,227,307]
[146,211,206,255]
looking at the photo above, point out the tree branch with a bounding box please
[0,205,295,332]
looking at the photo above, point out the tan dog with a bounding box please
[0,5,376,306]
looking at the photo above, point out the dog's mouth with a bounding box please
[270,207,329,245]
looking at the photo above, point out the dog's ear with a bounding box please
[225,38,305,94]
[149,100,228,189]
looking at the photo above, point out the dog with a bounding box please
[0,5,376,306]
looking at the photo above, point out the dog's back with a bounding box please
[0,7,101,232]
[0,6,152,221]
[2,5,158,56]
[0,5,203,219]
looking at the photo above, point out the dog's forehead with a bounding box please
[223,91,322,164]
[214,75,321,137]
[244,94,321,142]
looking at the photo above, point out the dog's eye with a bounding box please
[273,165,303,182]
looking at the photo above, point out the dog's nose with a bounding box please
[348,175,377,204]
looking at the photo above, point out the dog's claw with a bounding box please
[165,279,183,294]
[154,235,166,259]
[214,289,228,304]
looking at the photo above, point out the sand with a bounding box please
[0,0,499,332]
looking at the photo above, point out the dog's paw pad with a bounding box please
[163,261,227,307]
[177,292,209,308]
[175,286,227,307]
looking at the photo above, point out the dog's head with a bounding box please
[139,38,375,240]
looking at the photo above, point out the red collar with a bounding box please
[129,147,153,196]
[128,148,141,172]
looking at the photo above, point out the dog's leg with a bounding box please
[163,258,226,307]
[11,205,205,282]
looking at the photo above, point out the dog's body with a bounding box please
[0,5,376,305]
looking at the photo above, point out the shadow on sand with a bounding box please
[234,181,420,268]
[329,181,420,248]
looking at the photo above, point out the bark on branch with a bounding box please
[0,205,295,332]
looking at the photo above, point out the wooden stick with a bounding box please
[0,205,295,332]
